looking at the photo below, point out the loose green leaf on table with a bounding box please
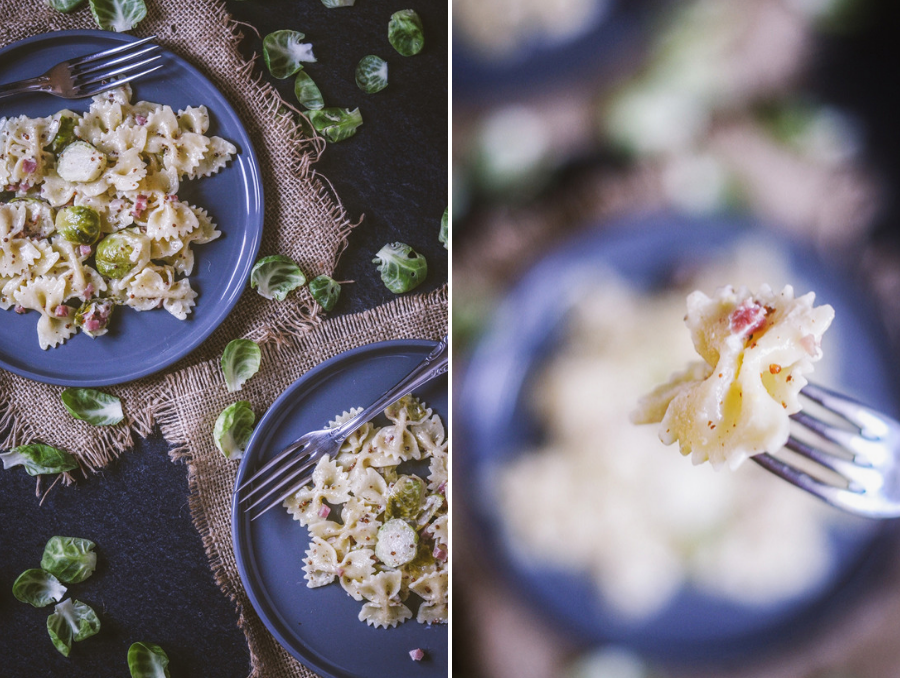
[47,599,101,656]
[308,275,342,311]
[388,10,424,57]
[250,255,306,301]
[128,642,171,678]
[0,444,78,476]
[294,71,324,110]
[89,0,147,32]
[41,537,98,585]
[263,30,316,79]
[61,388,124,426]
[221,339,262,393]
[320,0,355,6]
[307,107,363,143]
[439,207,448,249]
[355,55,388,94]
[373,242,427,294]
[48,0,86,14]
[12,569,67,608]
[214,401,255,460]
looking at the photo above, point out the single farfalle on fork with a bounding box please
[632,284,834,469]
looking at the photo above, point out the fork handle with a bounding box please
[0,76,52,100]
[332,336,449,442]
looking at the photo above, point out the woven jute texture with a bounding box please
[1,3,448,677]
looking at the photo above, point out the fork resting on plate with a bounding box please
[236,337,449,520]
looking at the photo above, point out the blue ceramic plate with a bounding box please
[233,340,448,678]
[460,213,899,665]
[0,30,263,386]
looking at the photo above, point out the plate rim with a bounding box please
[231,338,446,678]
[0,29,264,387]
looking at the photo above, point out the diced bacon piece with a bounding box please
[79,245,92,257]
[22,158,37,174]
[14,304,26,314]
[165,194,178,202]
[318,504,331,519]
[135,114,148,126]
[433,546,447,561]
[18,182,31,192]
[800,334,820,358]
[436,482,446,496]
[83,282,95,297]
[729,299,767,338]
[335,568,345,578]
[409,649,425,662]
[53,305,70,318]
[84,318,103,332]
[131,194,149,218]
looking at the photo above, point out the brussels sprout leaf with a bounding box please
[49,0,86,11]
[372,242,427,294]
[214,401,255,460]
[128,642,171,678]
[263,30,316,79]
[221,339,262,393]
[0,444,78,476]
[308,275,342,312]
[12,569,67,608]
[321,0,354,6]
[294,71,324,111]
[89,0,147,32]
[388,10,424,56]
[307,108,363,143]
[355,55,388,94]
[250,255,306,301]
[47,599,101,656]
[41,537,98,585]
[61,388,124,426]
[439,207,448,249]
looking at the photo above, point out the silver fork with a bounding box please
[753,383,900,518]
[236,337,449,521]
[0,37,162,100]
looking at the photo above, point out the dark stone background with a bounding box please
[0,1,447,676]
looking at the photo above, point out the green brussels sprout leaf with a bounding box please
[214,401,255,460]
[308,275,342,311]
[41,537,98,585]
[89,0,147,32]
[47,599,101,656]
[388,10,424,57]
[307,107,363,143]
[0,444,78,476]
[49,0,86,12]
[250,255,306,301]
[221,339,262,393]
[355,55,388,94]
[56,206,101,245]
[294,71,324,111]
[263,30,316,79]
[44,114,79,155]
[61,388,124,426]
[372,242,427,294]
[12,569,67,608]
[439,207,448,249]
[386,475,426,520]
[321,0,355,6]
[128,642,171,678]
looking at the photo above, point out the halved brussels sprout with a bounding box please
[95,228,149,279]
[355,55,388,94]
[75,299,116,337]
[263,30,316,79]
[294,71,324,111]
[307,108,363,143]
[388,10,424,57]
[386,475,426,521]
[372,242,427,294]
[375,518,418,567]
[308,275,341,311]
[57,141,107,183]
[55,206,101,245]
[11,197,56,238]
[44,113,79,155]
[439,207,448,249]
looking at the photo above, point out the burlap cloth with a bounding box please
[0,3,448,677]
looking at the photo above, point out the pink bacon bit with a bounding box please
[21,158,37,174]
[84,317,103,332]
[135,114,148,126]
[335,568,345,578]
[800,334,820,357]
[729,299,768,339]
[433,546,447,561]
[436,482,446,496]
[317,504,331,519]
[131,194,148,218]
[165,194,178,202]
[53,305,71,318]
[14,304,26,314]
[18,182,31,193]
[79,245,92,258]
[409,649,425,662]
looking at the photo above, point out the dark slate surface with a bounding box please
[0,1,447,676]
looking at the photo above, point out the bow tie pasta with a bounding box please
[0,85,235,349]
[283,397,448,628]
[633,284,834,469]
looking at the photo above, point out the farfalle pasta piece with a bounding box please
[633,284,834,469]
[14,276,77,349]
[410,571,448,625]
[303,537,339,588]
[190,136,237,178]
[357,571,413,629]
[117,264,197,319]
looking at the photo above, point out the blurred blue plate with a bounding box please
[232,340,448,678]
[459,213,899,665]
[0,30,263,386]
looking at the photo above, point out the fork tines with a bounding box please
[69,37,163,97]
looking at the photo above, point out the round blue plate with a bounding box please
[460,213,899,665]
[233,340,448,678]
[0,30,263,386]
